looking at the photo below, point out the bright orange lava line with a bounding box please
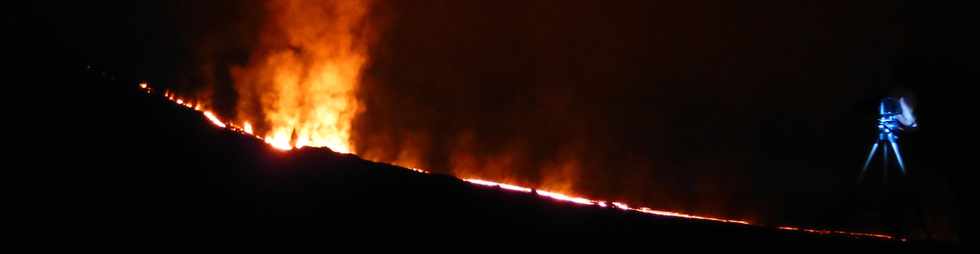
[202,111,226,128]
[777,226,898,241]
[407,167,430,174]
[137,81,901,241]
[464,178,751,224]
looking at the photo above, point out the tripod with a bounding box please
[858,113,907,183]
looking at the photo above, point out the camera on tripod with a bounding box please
[859,97,917,182]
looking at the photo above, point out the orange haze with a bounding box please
[229,0,371,153]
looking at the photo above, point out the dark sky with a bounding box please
[20,0,971,231]
[354,1,905,221]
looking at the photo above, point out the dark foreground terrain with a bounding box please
[11,12,959,247]
[27,64,938,248]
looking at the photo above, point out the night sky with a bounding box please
[17,0,971,234]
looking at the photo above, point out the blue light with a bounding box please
[859,97,913,182]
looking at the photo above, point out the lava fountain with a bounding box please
[229,0,372,154]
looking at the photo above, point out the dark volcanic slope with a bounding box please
[57,65,921,247]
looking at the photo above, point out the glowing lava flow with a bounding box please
[148,83,293,151]
[777,226,899,241]
[463,178,750,225]
[407,167,431,174]
[460,178,900,240]
[203,111,227,128]
[137,81,900,241]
